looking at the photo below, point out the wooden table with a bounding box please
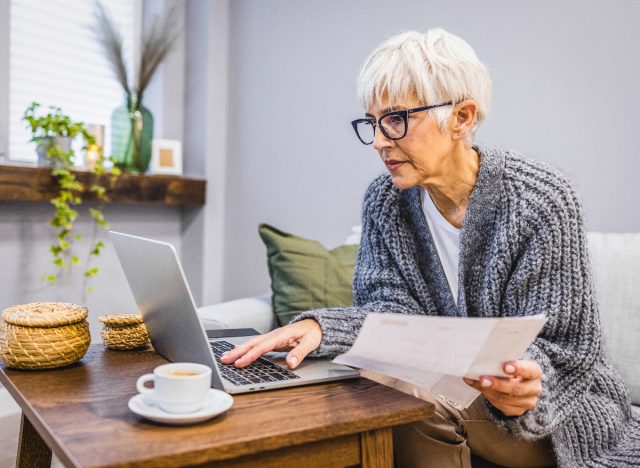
[0,345,433,467]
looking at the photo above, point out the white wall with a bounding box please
[2,0,640,320]
[220,0,640,300]
[0,0,191,340]
[0,202,182,340]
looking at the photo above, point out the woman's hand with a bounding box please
[219,319,322,369]
[463,360,542,417]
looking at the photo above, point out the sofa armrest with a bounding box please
[197,294,278,335]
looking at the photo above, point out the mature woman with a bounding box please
[221,29,640,466]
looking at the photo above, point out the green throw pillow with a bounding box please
[258,224,358,326]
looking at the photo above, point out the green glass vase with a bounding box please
[110,94,153,174]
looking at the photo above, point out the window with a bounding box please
[7,0,137,162]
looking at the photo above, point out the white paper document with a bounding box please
[333,313,547,409]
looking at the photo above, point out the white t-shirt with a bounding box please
[422,189,461,305]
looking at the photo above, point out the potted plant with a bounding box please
[22,102,91,167]
[22,102,120,295]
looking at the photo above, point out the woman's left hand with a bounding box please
[463,360,542,417]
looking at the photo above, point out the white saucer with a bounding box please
[128,389,233,425]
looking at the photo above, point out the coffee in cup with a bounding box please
[168,370,201,377]
[136,362,212,413]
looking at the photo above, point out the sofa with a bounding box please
[198,232,640,415]
[0,232,637,468]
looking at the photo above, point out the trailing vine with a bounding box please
[22,102,120,294]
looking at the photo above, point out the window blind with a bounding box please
[8,0,136,162]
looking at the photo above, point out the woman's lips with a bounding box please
[385,160,406,171]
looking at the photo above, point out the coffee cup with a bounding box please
[136,362,212,413]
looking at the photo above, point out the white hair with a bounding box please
[357,28,492,146]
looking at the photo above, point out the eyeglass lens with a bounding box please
[354,113,407,145]
[355,120,375,144]
[380,113,406,139]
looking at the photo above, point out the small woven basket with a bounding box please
[98,314,150,350]
[0,302,91,369]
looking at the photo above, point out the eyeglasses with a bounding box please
[351,102,453,145]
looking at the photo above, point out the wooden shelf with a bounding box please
[0,164,206,206]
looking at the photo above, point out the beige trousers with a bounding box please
[362,371,556,468]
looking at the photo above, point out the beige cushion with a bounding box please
[197,295,277,334]
[588,233,640,405]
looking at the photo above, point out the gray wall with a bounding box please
[221,0,640,301]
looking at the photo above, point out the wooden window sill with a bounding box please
[0,164,206,206]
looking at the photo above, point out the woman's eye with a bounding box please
[387,115,403,124]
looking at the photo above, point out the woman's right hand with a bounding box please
[219,319,323,369]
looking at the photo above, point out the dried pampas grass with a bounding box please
[94,1,182,102]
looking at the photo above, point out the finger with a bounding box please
[286,332,319,369]
[479,375,542,398]
[505,360,542,380]
[464,377,541,410]
[484,395,534,417]
[233,335,285,368]
[463,381,524,415]
[463,377,479,388]
[219,334,268,363]
[483,385,539,406]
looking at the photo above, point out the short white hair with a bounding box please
[357,28,492,146]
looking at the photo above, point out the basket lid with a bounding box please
[2,302,88,327]
[98,314,144,326]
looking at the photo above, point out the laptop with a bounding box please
[109,231,359,394]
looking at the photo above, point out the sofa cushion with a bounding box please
[197,295,277,335]
[587,233,640,405]
[258,224,358,326]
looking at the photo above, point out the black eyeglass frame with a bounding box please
[351,101,454,145]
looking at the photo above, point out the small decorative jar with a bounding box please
[98,314,150,350]
[0,302,91,369]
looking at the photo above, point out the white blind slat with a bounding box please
[9,0,135,162]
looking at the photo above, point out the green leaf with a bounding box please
[71,255,79,265]
[46,275,58,283]
[85,267,99,277]
[89,208,104,221]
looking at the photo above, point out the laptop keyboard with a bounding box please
[210,340,300,386]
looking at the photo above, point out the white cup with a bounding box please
[136,362,212,413]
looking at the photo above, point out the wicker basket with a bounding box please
[98,314,150,350]
[0,302,91,369]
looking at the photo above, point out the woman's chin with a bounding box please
[390,174,415,191]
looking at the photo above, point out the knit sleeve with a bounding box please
[483,181,603,440]
[290,176,422,357]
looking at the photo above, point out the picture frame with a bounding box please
[150,139,182,175]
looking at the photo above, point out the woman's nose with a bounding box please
[372,126,392,151]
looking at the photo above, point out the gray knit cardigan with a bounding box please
[293,146,640,466]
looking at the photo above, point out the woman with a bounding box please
[221,29,640,466]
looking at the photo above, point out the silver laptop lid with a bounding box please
[109,231,225,389]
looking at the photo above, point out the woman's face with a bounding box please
[367,95,455,190]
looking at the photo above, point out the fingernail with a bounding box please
[481,378,492,388]
[463,378,473,385]
[505,364,516,374]
[289,356,298,367]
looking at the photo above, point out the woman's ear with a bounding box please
[451,100,478,140]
